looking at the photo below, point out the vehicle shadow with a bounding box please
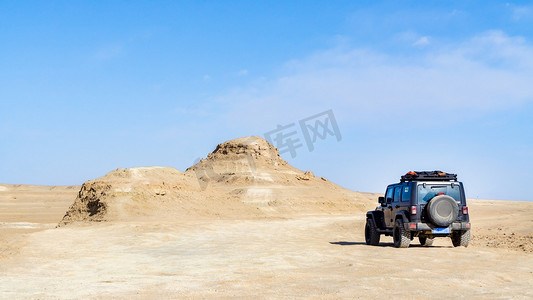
[329,241,450,248]
[329,241,366,246]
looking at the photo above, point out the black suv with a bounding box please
[365,171,471,248]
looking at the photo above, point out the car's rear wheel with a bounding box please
[393,219,411,248]
[419,236,434,246]
[451,230,470,247]
[365,218,380,246]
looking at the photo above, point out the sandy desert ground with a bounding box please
[1,137,532,299]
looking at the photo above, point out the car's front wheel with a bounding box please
[393,219,411,248]
[365,218,380,246]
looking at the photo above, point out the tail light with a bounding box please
[411,206,417,215]
[462,206,469,215]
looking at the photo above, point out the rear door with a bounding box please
[384,186,395,228]
[390,186,402,224]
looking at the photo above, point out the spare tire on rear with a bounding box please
[426,195,459,227]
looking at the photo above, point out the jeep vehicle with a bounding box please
[365,171,471,248]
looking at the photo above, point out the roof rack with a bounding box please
[401,171,457,182]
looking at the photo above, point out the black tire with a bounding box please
[452,230,470,247]
[419,236,434,246]
[365,218,380,246]
[426,195,459,227]
[393,219,411,248]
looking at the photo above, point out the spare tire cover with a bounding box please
[426,195,459,227]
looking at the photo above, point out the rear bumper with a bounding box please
[404,221,471,232]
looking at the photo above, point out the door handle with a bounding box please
[395,205,400,208]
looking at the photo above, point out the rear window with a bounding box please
[417,184,462,204]
[401,186,411,202]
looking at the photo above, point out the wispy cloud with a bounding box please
[213,31,533,129]
[507,3,533,21]
[93,45,123,61]
[90,30,154,63]
[413,36,430,46]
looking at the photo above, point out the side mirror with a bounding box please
[378,196,385,204]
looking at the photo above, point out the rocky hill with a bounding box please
[59,136,375,225]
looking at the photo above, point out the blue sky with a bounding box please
[1,1,533,201]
